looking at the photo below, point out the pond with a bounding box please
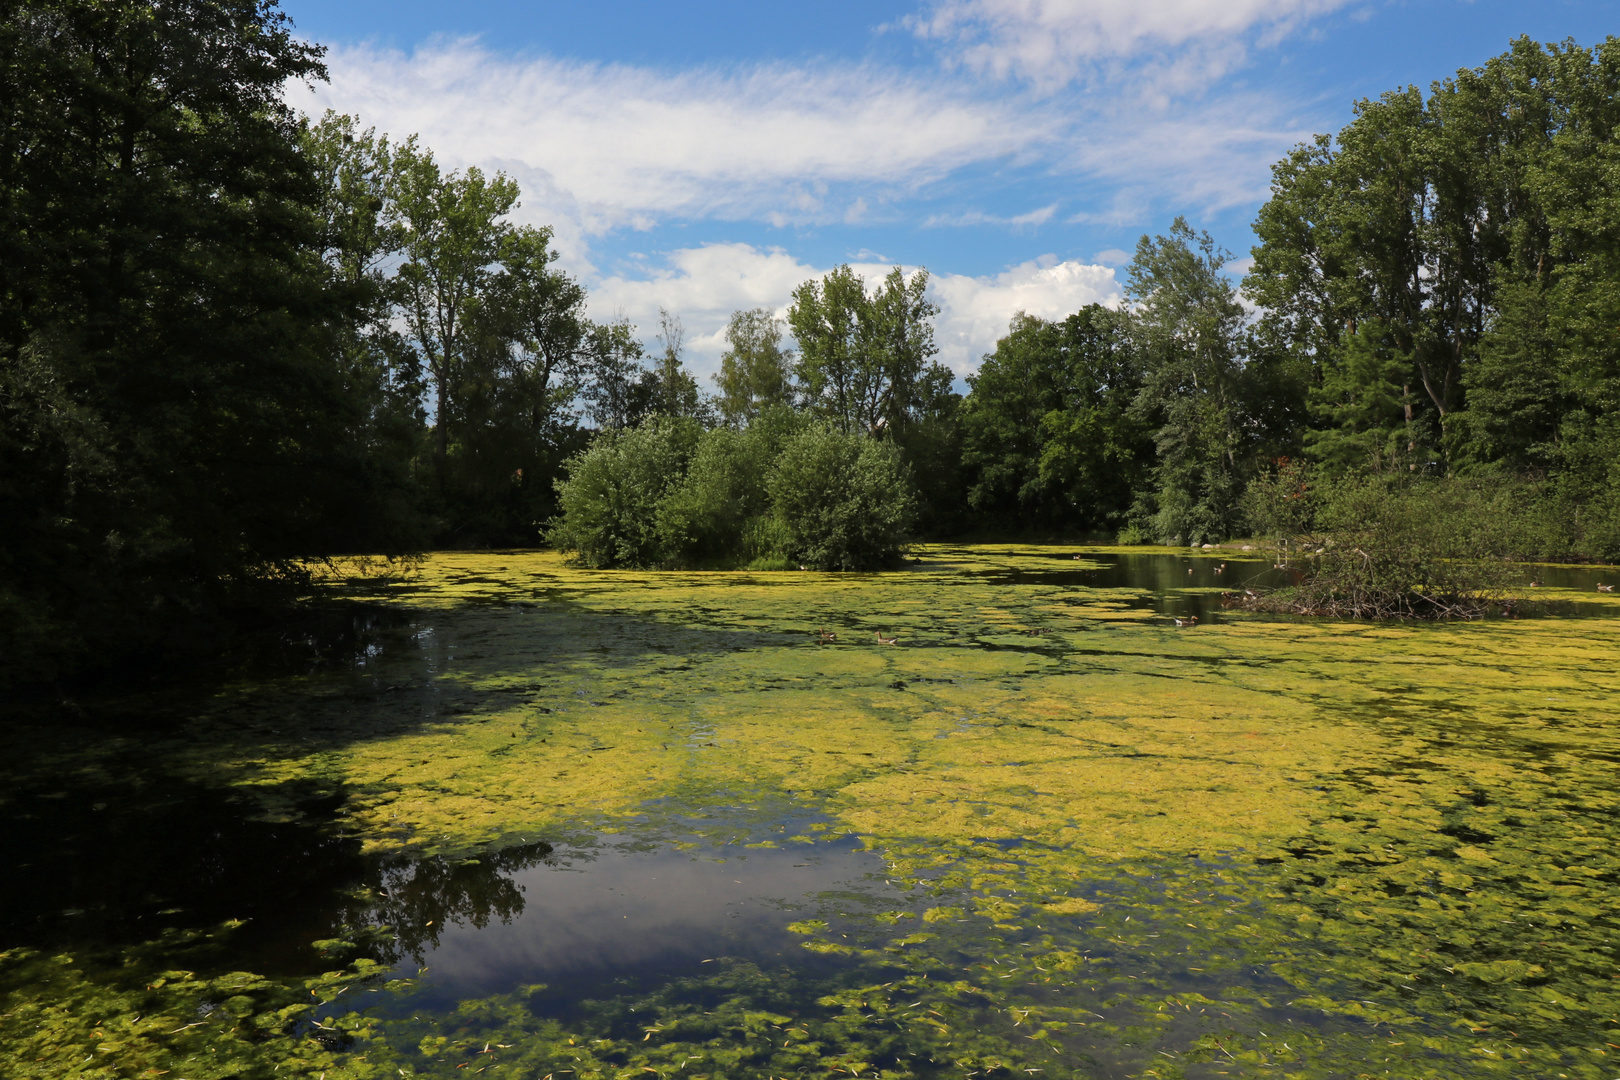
[2,545,1617,1079]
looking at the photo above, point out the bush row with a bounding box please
[546,410,916,571]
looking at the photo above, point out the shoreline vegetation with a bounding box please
[5,4,1620,681]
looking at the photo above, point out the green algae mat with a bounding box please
[2,545,1618,1079]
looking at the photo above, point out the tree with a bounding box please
[651,308,707,420]
[1245,37,1620,473]
[301,112,425,524]
[0,0,396,681]
[580,317,658,431]
[788,265,942,437]
[546,417,702,568]
[493,226,590,436]
[437,223,593,541]
[959,307,1147,532]
[655,426,783,566]
[392,143,519,474]
[715,308,794,426]
[788,265,868,433]
[866,267,944,432]
[769,426,916,570]
[1128,219,1249,543]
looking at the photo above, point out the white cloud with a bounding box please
[302,38,1049,252]
[928,255,1122,373]
[589,244,1120,381]
[921,203,1059,228]
[909,0,1353,92]
[297,30,1330,257]
[589,243,813,368]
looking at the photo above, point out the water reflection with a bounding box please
[0,774,891,1008]
[397,833,893,1016]
[963,549,1292,621]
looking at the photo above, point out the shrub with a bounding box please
[769,426,916,571]
[549,414,915,572]
[546,418,701,567]
[655,428,775,567]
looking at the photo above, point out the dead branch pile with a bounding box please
[1229,540,1524,620]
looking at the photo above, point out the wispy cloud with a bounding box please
[1065,92,1319,213]
[907,0,1353,94]
[922,203,1059,228]
[298,35,1324,259]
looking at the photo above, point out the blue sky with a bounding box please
[282,0,1620,377]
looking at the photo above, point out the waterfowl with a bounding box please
[875,631,898,645]
[818,629,837,642]
[1173,615,1199,627]
[1529,580,1541,588]
[1599,583,1614,592]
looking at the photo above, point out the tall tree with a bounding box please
[1129,218,1249,544]
[714,308,794,426]
[489,225,590,440]
[392,144,519,474]
[580,317,658,431]
[651,308,706,420]
[960,307,1148,531]
[1245,36,1620,473]
[301,112,425,508]
[788,265,942,435]
[865,267,943,432]
[788,265,867,433]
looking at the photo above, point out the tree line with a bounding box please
[4,1,1619,682]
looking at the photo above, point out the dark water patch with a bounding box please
[0,777,361,962]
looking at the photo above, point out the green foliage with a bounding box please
[548,415,915,571]
[546,417,703,568]
[393,143,522,473]
[0,0,426,685]
[768,425,916,570]
[960,307,1149,533]
[649,308,711,422]
[1129,219,1255,544]
[1242,471,1545,617]
[655,425,785,566]
[1303,319,1424,472]
[714,308,796,426]
[579,317,659,432]
[0,940,386,1080]
[1246,34,1620,491]
[789,265,947,437]
[1239,457,1317,541]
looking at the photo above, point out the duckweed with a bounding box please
[3,545,1617,1078]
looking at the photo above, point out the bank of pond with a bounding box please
[2,545,1617,1079]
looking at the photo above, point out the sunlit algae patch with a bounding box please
[1,545,1616,1078]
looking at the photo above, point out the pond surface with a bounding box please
[2,545,1618,1079]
